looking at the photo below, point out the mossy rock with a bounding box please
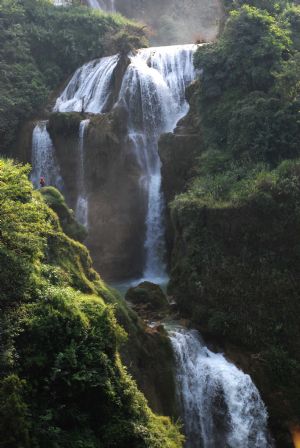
[48,112,83,138]
[126,282,169,311]
[41,187,87,242]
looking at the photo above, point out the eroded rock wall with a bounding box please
[84,108,147,280]
[47,108,147,281]
[159,82,203,259]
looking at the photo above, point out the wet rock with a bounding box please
[84,107,147,281]
[46,107,147,281]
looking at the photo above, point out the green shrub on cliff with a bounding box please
[0,0,146,153]
[0,159,183,448]
[194,5,300,166]
[41,186,87,242]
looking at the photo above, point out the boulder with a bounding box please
[125,281,169,311]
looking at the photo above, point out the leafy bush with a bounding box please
[193,4,300,166]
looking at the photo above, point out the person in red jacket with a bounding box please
[39,176,46,188]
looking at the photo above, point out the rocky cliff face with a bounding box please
[47,107,147,281]
[159,82,202,259]
[84,108,147,280]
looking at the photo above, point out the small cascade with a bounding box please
[54,55,119,113]
[31,121,63,191]
[75,119,90,227]
[169,327,273,448]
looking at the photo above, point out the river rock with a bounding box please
[125,281,169,311]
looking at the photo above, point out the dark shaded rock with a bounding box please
[14,120,36,164]
[46,105,147,281]
[84,106,147,281]
[48,113,82,209]
[48,112,82,137]
[125,281,169,311]
[108,290,179,418]
[106,55,131,109]
[159,81,203,261]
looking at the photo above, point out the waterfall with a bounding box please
[31,121,63,191]
[118,45,196,281]
[169,327,273,448]
[52,44,197,282]
[75,119,90,227]
[54,55,119,113]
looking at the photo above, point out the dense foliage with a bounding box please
[0,0,146,152]
[194,4,300,165]
[0,159,183,448]
[168,2,300,444]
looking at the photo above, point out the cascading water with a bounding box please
[169,327,273,448]
[76,119,90,227]
[118,45,197,282]
[53,44,197,282]
[31,121,63,191]
[54,55,119,113]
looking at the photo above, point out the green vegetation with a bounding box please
[41,186,87,242]
[194,4,300,165]
[0,0,147,153]
[167,2,300,443]
[0,159,183,448]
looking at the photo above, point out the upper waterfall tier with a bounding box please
[54,45,197,116]
[54,55,119,113]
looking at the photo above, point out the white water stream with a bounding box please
[31,121,63,191]
[169,327,273,448]
[54,55,119,114]
[118,45,196,282]
[75,119,90,227]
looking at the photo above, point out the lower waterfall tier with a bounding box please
[169,327,273,448]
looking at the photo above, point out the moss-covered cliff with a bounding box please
[0,158,183,448]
